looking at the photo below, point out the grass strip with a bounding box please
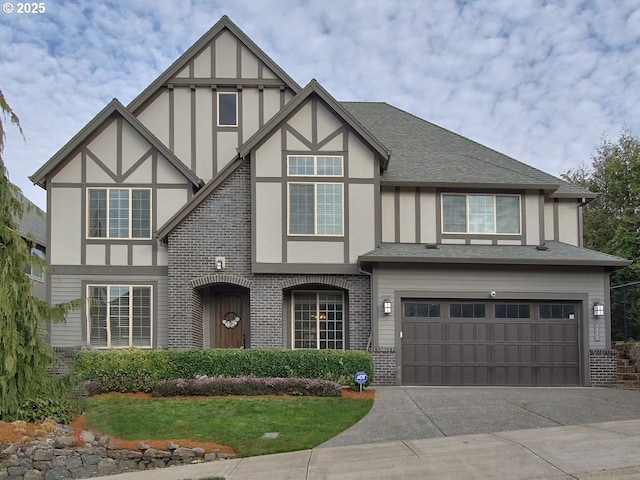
[84,394,372,457]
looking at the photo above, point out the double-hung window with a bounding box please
[293,291,344,349]
[88,188,151,239]
[288,156,344,236]
[87,285,152,348]
[442,194,520,234]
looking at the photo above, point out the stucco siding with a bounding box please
[240,45,260,78]
[348,134,375,179]
[136,90,170,147]
[255,182,282,263]
[255,133,281,177]
[214,30,237,78]
[419,189,437,244]
[217,131,239,169]
[263,88,281,121]
[381,188,395,242]
[399,189,416,243]
[242,88,260,141]
[558,200,580,246]
[87,120,117,172]
[287,241,343,263]
[173,88,191,163]
[122,122,151,171]
[544,200,555,241]
[349,184,376,262]
[51,153,81,184]
[50,188,81,265]
[193,46,212,77]
[525,190,540,245]
[194,88,214,181]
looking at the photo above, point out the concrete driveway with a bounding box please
[320,386,640,447]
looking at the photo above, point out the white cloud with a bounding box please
[1,0,639,211]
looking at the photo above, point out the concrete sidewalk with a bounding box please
[94,419,640,479]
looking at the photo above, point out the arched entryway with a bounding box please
[191,275,252,349]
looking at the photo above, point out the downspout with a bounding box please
[359,263,374,352]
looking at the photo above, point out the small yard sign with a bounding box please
[355,371,368,393]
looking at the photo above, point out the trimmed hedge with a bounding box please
[152,377,342,397]
[74,348,374,393]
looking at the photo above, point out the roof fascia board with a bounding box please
[127,16,301,113]
[157,156,244,239]
[30,99,202,189]
[238,79,391,163]
[379,180,560,190]
[357,255,632,268]
[550,191,599,199]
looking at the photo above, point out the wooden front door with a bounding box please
[215,292,247,348]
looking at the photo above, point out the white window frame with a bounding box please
[217,91,238,127]
[291,291,345,350]
[441,193,521,235]
[287,155,344,177]
[86,188,152,240]
[86,284,153,349]
[287,182,344,236]
[24,245,45,281]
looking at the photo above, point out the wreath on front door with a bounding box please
[222,312,241,329]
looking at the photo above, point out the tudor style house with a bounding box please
[31,16,630,386]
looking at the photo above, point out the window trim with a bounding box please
[291,290,345,350]
[441,193,521,235]
[217,91,238,127]
[287,182,344,237]
[86,188,152,240]
[25,245,45,281]
[86,284,154,349]
[287,155,344,177]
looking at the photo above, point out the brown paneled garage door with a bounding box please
[402,300,580,386]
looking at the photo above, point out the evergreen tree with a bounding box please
[0,88,80,420]
[562,130,640,340]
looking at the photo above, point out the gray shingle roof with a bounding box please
[341,102,593,198]
[14,188,46,246]
[358,241,631,268]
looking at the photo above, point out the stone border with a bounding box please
[0,425,231,480]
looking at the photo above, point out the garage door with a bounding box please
[402,301,580,386]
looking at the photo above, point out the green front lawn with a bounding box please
[84,394,372,457]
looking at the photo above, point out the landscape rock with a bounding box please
[0,423,224,479]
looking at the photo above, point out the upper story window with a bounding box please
[442,193,520,234]
[24,245,45,281]
[88,188,151,239]
[217,92,237,127]
[87,285,152,348]
[288,156,343,176]
[287,155,344,236]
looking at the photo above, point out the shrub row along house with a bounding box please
[31,16,630,386]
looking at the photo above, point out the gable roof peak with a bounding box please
[128,15,301,113]
[30,98,202,189]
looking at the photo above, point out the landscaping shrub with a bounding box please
[152,376,342,397]
[74,348,374,393]
[10,375,84,423]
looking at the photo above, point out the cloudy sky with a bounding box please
[1,0,639,210]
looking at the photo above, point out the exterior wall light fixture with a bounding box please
[383,298,392,315]
[593,302,604,318]
[215,257,225,270]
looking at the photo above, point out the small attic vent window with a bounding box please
[536,244,549,251]
[425,243,439,249]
